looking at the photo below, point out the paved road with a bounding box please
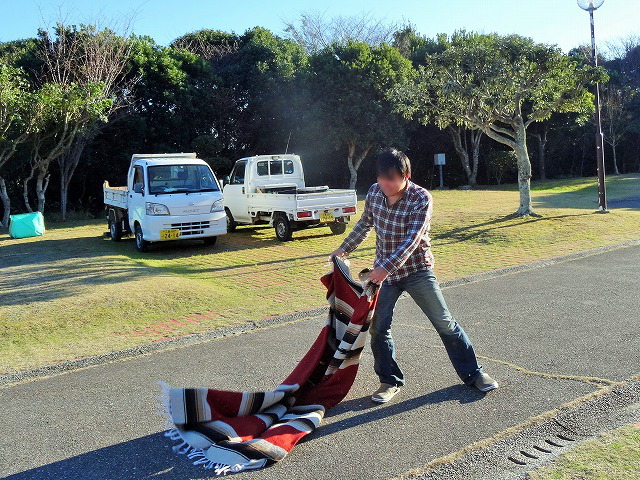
[2,244,639,480]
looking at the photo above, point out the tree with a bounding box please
[169,27,308,162]
[600,37,640,175]
[283,10,399,54]
[389,31,606,216]
[601,85,634,174]
[33,23,134,219]
[447,125,482,187]
[392,26,483,187]
[531,124,549,180]
[0,65,46,228]
[55,25,134,219]
[22,81,112,214]
[306,41,413,190]
[488,150,517,185]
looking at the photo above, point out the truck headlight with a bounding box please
[146,202,170,215]
[210,199,224,212]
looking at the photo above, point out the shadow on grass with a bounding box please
[7,175,635,305]
[434,212,592,246]
[0,234,158,306]
[531,174,640,210]
[0,223,375,305]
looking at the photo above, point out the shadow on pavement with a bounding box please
[3,385,485,480]
[306,383,485,441]
[3,431,201,480]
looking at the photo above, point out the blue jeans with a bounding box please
[369,268,483,387]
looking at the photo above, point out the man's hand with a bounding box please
[367,266,389,285]
[328,248,347,262]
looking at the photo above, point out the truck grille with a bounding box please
[168,221,210,235]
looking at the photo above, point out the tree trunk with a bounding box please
[58,129,95,221]
[470,129,481,186]
[60,179,68,220]
[346,140,372,191]
[347,153,358,190]
[534,128,548,181]
[612,143,620,175]
[513,125,539,217]
[448,126,477,187]
[0,176,10,230]
[514,145,533,215]
[23,165,36,213]
[480,119,538,217]
[36,166,50,214]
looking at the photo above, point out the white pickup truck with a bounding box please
[222,154,357,241]
[103,153,226,252]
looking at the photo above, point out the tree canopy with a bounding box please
[388,30,608,216]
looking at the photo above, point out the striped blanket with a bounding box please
[156,256,379,475]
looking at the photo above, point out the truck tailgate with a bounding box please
[295,189,357,210]
[103,183,128,209]
[246,189,356,214]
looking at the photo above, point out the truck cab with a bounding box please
[222,154,357,241]
[104,153,226,251]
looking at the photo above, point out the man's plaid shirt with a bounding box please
[339,179,434,285]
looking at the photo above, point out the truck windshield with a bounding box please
[147,164,220,194]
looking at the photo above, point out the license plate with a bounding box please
[160,228,181,240]
[320,211,334,223]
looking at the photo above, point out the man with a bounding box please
[329,148,498,403]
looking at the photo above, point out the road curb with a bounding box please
[392,374,640,480]
[2,238,639,387]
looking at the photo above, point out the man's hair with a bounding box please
[376,148,411,179]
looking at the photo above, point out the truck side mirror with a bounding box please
[133,182,144,194]
[223,175,230,186]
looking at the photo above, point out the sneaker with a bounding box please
[371,383,402,403]
[473,372,499,392]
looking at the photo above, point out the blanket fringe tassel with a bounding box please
[155,380,244,476]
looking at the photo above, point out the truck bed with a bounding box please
[103,181,128,209]
[247,188,357,213]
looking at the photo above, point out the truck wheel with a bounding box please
[134,223,149,252]
[274,215,293,241]
[203,236,217,246]
[225,208,237,232]
[329,222,347,235]
[108,210,122,242]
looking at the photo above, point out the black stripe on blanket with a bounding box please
[327,347,364,370]
[189,422,233,443]
[215,442,266,461]
[185,389,198,424]
[341,330,359,346]
[333,309,351,326]
[249,392,265,415]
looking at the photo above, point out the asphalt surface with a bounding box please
[1,243,639,480]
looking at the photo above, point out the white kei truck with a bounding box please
[103,153,226,252]
[222,154,358,241]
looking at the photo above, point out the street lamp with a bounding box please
[577,0,608,213]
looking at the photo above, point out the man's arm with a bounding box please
[378,197,432,276]
[338,187,375,254]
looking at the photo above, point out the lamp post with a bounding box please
[577,0,608,213]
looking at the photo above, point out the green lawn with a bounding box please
[526,424,640,480]
[1,174,639,373]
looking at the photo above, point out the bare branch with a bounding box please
[282,10,400,53]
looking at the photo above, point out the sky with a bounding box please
[1,0,639,54]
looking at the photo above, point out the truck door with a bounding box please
[128,164,146,230]
[223,159,250,222]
